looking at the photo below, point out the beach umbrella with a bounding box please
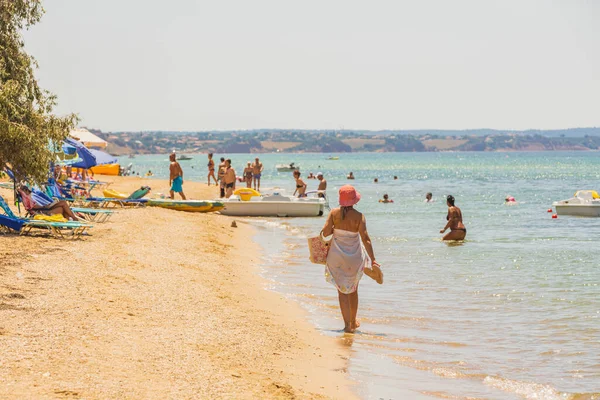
[87,149,117,165]
[65,138,98,169]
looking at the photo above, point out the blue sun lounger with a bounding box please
[0,195,93,239]
[30,188,114,223]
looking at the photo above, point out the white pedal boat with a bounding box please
[553,190,600,217]
[220,193,325,217]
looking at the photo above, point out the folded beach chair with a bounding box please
[0,195,92,238]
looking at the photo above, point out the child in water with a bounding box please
[379,194,394,203]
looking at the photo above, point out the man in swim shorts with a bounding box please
[316,172,327,198]
[224,159,237,198]
[252,157,263,192]
[169,153,186,200]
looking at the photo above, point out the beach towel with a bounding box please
[33,214,67,222]
[325,229,369,294]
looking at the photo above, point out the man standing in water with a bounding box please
[207,153,217,186]
[224,159,237,198]
[169,153,186,200]
[316,172,327,198]
[252,157,263,192]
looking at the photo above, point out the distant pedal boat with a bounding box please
[553,190,600,217]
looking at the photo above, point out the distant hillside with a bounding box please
[87,128,600,155]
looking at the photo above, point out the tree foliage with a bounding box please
[0,0,76,183]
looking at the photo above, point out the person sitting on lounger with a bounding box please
[19,186,81,221]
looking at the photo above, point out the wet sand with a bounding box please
[0,176,355,399]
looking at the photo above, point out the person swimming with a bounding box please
[505,195,517,204]
[440,195,466,241]
[379,194,393,203]
[425,192,433,203]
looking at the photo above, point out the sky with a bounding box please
[23,0,599,132]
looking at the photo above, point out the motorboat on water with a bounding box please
[276,162,299,172]
[219,189,325,217]
[553,190,600,217]
[178,155,193,161]
[327,156,339,160]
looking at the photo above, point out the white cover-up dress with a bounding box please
[325,229,370,294]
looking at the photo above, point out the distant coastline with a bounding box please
[86,127,600,155]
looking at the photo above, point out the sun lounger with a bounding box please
[0,196,93,239]
[29,188,114,222]
[70,207,114,223]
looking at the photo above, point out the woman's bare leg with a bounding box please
[46,203,77,220]
[338,291,351,332]
[349,290,359,332]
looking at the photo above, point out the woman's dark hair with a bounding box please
[341,205,352,220]
[447,195,455,206]
[226,159,231,166]
[209,153,213,157]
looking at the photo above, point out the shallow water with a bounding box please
[126,152,600,399]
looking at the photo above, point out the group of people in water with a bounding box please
[206,154,264,198]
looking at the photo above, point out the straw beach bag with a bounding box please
[308,231,331,265]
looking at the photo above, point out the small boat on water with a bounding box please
[178,155,193,161]
[327,156,339,160]
[148,199,224,213]
[553,190,600,217]
[219,193,325,217]
[276,163,299,172]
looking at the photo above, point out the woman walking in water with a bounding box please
[440,194,466,240]
[321,185,381,333]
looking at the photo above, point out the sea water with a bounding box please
[124,152,600,399]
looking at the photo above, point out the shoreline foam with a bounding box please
[0,176,355,399]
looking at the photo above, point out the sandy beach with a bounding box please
[0,176,355,399]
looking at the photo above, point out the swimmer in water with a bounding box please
[440,195,466,241]
[425,192,433,203]
[379,194,394,203]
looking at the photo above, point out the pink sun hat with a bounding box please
[339,185,361,206]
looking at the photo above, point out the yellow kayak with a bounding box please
[148,199,223,213]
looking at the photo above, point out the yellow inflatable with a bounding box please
[233,187,261,201]
[103,188,129,199]
[90,163,120,176]
[575,190,600,199]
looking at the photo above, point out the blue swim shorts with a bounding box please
[171,176,183,192]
